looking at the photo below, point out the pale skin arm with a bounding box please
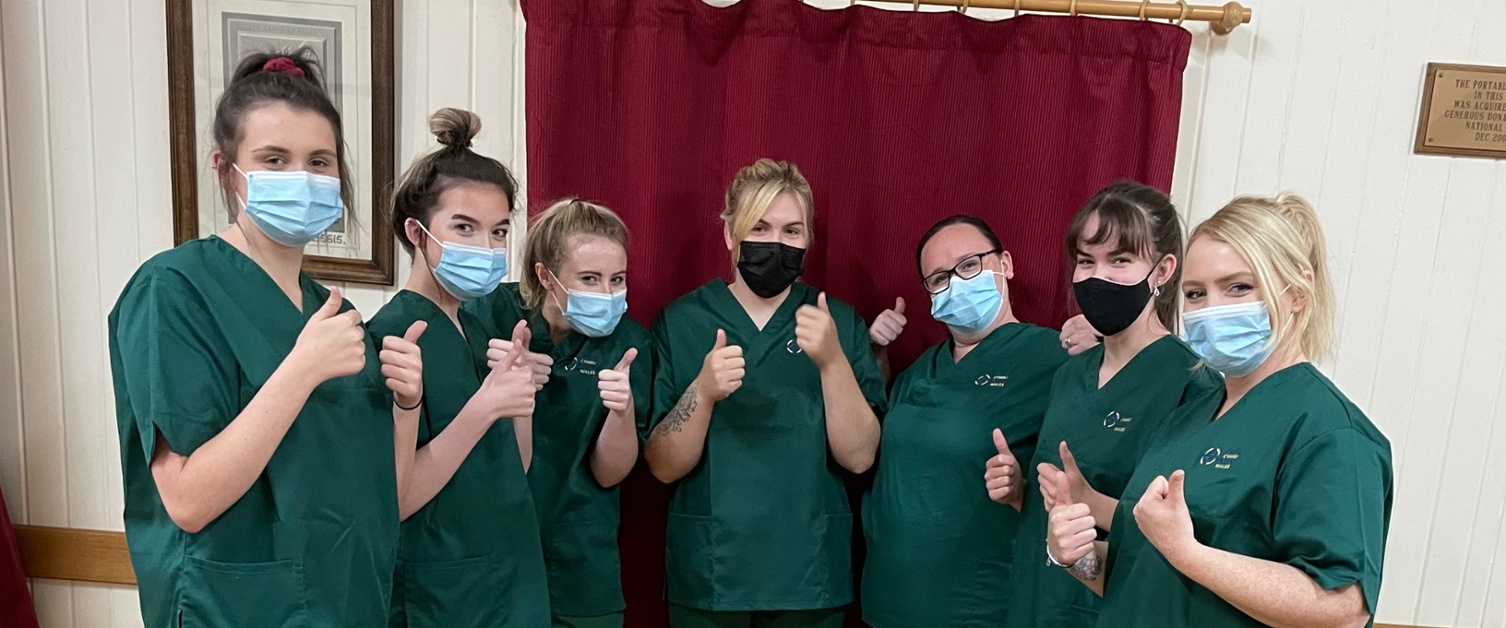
[646,329,742,484]
[149,366,319,534]
[392,406,420,507]
[818,357,880,473]
[591,348,641,487]
[1059,541,1107,596]
[1142,471,1371,627]
[149,291,365,533]
[590,404,639,487]
[799,293,879,474]
[1167,544,1371,628]
[513,415,534,473]
[400,400,497,520]
[644,385,715,483]
[403,321,538,519]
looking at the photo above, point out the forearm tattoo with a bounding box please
[656,386,697,435]
[1069,551,1103,582]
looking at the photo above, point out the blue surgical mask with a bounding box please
[235,166,344,247]
[1182,301,1275,377]
[930,270,1003,336]
[413,220,508,301]
[550,271,627,338]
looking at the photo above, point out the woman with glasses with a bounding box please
[860,215,1068,628]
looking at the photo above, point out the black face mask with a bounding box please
[737,241,807,298]
[1072,267,1157,337]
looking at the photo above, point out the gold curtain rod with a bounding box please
[858,0,1251,34]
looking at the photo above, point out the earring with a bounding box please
[1153,286,1162,297]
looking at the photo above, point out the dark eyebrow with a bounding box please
[449,213,479,225]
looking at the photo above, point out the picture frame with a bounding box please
[168,0,396,285]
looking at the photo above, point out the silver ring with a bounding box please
[1065,338,1075,347]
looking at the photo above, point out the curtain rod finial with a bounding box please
[1211,1,1248,34]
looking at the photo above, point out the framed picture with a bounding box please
[168,0,396,285]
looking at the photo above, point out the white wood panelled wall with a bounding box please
[0,0,527,625]
[2,0,1503,626]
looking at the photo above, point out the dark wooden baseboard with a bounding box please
[14,525,135,585]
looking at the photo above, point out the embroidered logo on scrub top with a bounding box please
[1199,447,1240,470]
[1103,411,1133,432]
[974,374,1008,387]
[572,357,601,376]
[786,338,803,354]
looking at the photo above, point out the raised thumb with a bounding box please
[402,320,428,343]
[312,287,343,320]
[615,347,638,371]
[1060,441,1084,481]
[1054,468,1075,505]
[1168,469,1187,504]
[992,428,1010,456]
[817,291,830,313]
[713,328,727,351]
[894,296,906,315]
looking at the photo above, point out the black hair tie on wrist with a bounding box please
[396,395,423,412]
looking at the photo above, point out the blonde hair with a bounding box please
[519,198,630,310]
[1191,192,1336,362]
[720,159,814,266]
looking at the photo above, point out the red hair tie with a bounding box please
[262,57,305,78]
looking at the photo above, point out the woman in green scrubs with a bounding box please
[466,198,650,628]
[1047,193,1392,627]
[1006,182,1221,628]
[109,51,424,627]
[859,215,1068,627]
[368,109,550,627]
[644,159,886,628]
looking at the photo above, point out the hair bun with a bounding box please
[430,108,482,149]
[262,56,306,78]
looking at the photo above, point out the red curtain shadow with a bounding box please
[523,1,1189,625]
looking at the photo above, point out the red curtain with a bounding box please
[0,490,38,628]
[523,1,1189,625]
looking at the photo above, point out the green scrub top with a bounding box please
[370,290,549,628]
[1100,363,1393,627]
[648,281,887,611]
[466,284,652,618]
[1007,337,1221,628]
[860,323,1067,628]
[108,236,398,628]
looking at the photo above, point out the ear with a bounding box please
[723,224,735,252]
[1287,270,1315,315]
[998,250,1015,281]
[403,218,426,253]
[1154,255,1179,291]
[534,261,553,292]
[209,149,233,185]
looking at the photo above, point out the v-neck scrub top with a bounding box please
[860,323,1067,628]
[109,236,398,628]
[648,281,887,611]
[1099,363,1392,627]
[1007,337,1221,628]
[371,290,550,628]
[467,283,653,619]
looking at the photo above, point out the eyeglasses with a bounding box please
[922,249,1000,294]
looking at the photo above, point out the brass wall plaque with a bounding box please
[1415,63,1506,159]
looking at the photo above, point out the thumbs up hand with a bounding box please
[868,297,907,347]
[1059,314,1102,356]
[1038,441,1092,511]
[984,428,1023,508]
[598,348,637,414]
[1133,470,1198,564]
[695,329,745,401]
[795,292,843,368]
[293,287,368,384]
[1047,470,1097,567]
[476,321,539,421]
[381,321,427,410]
[487,326,552,389]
